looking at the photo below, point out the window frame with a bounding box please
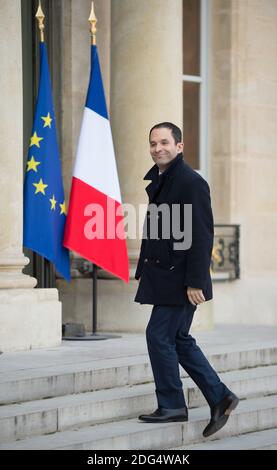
[182,0,210,182]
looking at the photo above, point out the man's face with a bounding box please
[149,128,184,170]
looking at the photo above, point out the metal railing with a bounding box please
[211,224,240,281]
[71,224,241,282]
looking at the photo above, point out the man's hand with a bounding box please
[187,287,206,306]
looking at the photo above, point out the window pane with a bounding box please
[183,0,200,76]
[183,81,200,169]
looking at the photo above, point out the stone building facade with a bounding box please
[0,0,276,351]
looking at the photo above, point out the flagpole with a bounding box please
[35,1,52,289]
[89,2,100,338]
[64,1,120,341]
[92,263,98,334]
[88,2,120,340]
[34,2,45,287]
[89,1,97,46]
[36,1,45,43]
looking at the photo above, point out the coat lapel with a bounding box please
[145,174,172,203]
[143,153,184,203]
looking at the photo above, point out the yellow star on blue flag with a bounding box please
[23,42,70,281]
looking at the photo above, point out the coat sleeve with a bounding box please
[183,178,214,290]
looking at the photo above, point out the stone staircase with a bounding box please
[0,327,277,449]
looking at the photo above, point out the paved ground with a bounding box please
[1,324,277,374]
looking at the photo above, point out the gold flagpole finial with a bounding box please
[35,0,45,43]
[89,1,97,46]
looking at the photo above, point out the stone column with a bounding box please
[110,0,183,261]
[60,0,111,201]
[94,0,212,332]
[58,0,113,328]
[211,0,277,325]
[60,0,213,333]
[0,0,36,290]
[0,0,61,352]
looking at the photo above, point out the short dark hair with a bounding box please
[149,122,182,145]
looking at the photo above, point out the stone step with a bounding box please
[187,364,277,408]
[0,395,277,450]
[171,428,277,450]
[1,344,277,405]
[1,364,277,444]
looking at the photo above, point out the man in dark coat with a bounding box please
[135,122,239,437]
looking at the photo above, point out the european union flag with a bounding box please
[24,43,71,281]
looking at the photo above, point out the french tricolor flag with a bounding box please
[63,45,129,283]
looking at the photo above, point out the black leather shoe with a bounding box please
[138,407,188,423]
[203,392,239,437]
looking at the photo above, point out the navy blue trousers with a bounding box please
[146,302,230,409]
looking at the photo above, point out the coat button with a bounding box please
[156,259,160,263]
[144,258,148,263]
[169,265,175,270]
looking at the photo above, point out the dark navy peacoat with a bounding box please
[134,153,214,305]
